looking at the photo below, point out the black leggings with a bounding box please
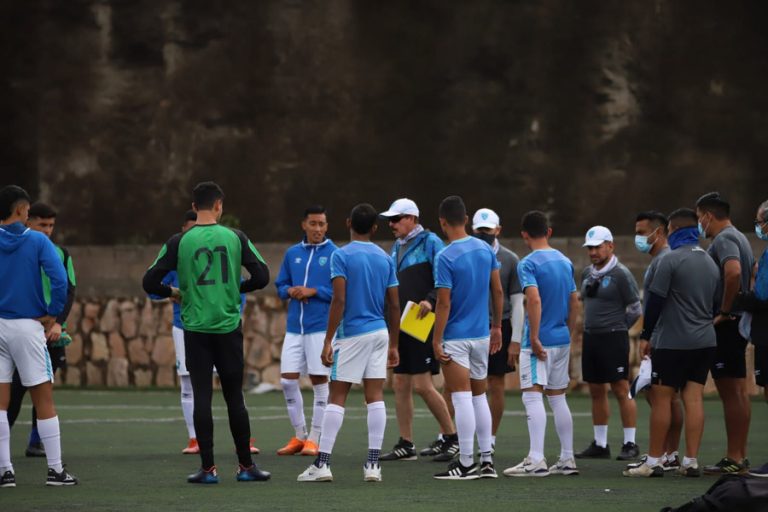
[184,327,252,468]
[8,346,66,429]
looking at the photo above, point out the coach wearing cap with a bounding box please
[576,226,642,462]
[379,198,458,462]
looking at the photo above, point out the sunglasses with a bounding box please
[388,216,405,224]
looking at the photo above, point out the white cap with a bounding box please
[380,198,419,218]
[583,225,613,247]
[472,208,500,230]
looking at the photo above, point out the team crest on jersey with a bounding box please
[318,256,328,266]
[601,276,612,287]
[295,257,302,264]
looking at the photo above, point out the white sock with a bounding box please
[623,427,636,444]
[472,394,493,462]
[683,456,697,467]
[646,455,659,467]
[0,411,12,474]
[367,401,386,450]
[318,404,344,455]
[661,452,668,464]
[281,378,307,439]
[522,392,546,463]
[491,435,496,446]
[37,416,63,472]
[309,383,329,444]
[452,391,476,467]
[180,375,196,438]
[547,394,574,460]
[438,433,444,442]
[594,425,608,448]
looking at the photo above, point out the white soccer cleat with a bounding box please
[363,462,382,482]
[622,462,664,478]
[297,463,333,482]
[503,457,550,477]
[548,458,579,476]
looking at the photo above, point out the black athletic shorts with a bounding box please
[755,344,768,387]
[710,318,748,380]
[582,330,629,384]
[488,318,515,376]
[49,346,66,372]
[394,332,439,375]
[184,327,245,377]
[651,347,716,390]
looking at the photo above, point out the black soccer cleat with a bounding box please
[616,442,640,461]
[380,438,417,461]
[479,461,498,479]
[434,460,479,480]
[575,441,610,459]
[419,438,443,457]
[236,463,271,482]
[703,457,747,475]
[1,470,16,488]
[25,442,46,458]
[46,466,78,486]
[433,436,459,462]
[187,466,219,484]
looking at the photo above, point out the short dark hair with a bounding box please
[521,210,549,238]
[668,207,698,228]
[184,209,197,223]
[304,205,326,218]
[350,203,378,234]
[192,181,225,210]
[28,202,57,219]
[0,185,31,220]
[635,210,668,235]
[438,196,466,227]
[695,191,730,220]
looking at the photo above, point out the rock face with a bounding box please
[4,1,767,245]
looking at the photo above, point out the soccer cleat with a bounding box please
[575,441,611,459]
[617,442,640,461]
[663,454,681,472]
[236,463,271,482]
[703,457,747,475]
[1,470,16,488]
[187,466,219,484]
[277,437,306,456]
[479,461,498,479]
[25,442,46,458]
[300,440,319,457]
[433,460,479,480]
[420,438,444,457]
[182,438,199,455]
[380,438,417,461]
[46,466,79,486]
[548,458,579,476]
[433,437,459,462]
[297,463,333,482]
[249,438,260,455]
[623,462,664,478]
[677,462,701,477]
[503,457,550,477]
[626,454,648,470]
[363,462,382,482]
[748,462,768,478]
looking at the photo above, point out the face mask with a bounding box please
[697,215,710,239]
[473,232,496,246]
[634,227,658,254]
[757,224,768,241]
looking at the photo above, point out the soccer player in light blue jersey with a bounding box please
[504,211,580,478]
[431,196,503,480]
[297,204,400,483]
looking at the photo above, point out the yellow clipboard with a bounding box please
[399,300,435,343]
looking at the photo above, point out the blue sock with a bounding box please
[28,426,40,446]
[367,449,380,465]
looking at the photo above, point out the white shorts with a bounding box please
[330,329,388,384]
[280,331,330,376]
[0,318,54,387]
[172,326,189,376]
[519,345,571,390]
[443,338,490,380]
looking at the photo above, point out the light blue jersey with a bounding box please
[330,241,398,339]
[434,236,500,341]
[518,248,576,348]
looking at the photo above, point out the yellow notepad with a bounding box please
[399,300,435,343]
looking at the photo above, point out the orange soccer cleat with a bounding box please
[300,440,319,457]
[182,438,200,455]
[249,438,261,455]
[276,437,306,456]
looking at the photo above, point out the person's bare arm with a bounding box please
[489,269,503,355]
[386,287,400,368]
[432,288,452,364]
[321,277,346,366]
[526,286,546,361]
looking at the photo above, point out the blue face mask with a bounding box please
[635,234,652,253]
[757,223,768,241]
[698,221,707,238]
